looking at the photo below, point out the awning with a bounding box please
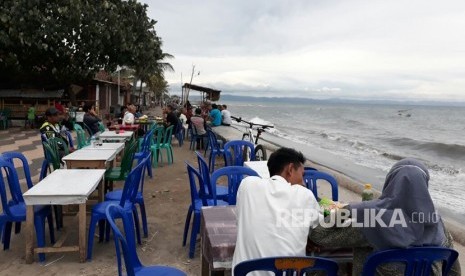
[0,89,64,98]
[182,83,221,101]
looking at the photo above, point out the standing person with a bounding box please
[309,158,461,275]
[26,104,36,129]
[179,108,189,133]
[83,104,101,135]
[209,104,222,126]
[221,104,232,126]
[232,148,322,271]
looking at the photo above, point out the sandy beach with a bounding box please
[0,107,463,275]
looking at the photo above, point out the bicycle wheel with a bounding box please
[241,133,252,162]
[254,145,267,161]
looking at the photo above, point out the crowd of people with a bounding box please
[159,100,233,148]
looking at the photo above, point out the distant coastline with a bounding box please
[220,94,465,107]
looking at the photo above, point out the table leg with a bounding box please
[201,252,209,276]
[25,205,34,264]
[98,180,104,202]
[79,203,86,262]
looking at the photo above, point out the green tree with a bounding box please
[147,73,169,106]
[0,0,167,89]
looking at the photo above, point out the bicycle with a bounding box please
[231,116,274,161]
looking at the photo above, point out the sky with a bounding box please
[141,0,465,101]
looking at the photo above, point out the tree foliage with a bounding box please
[0,0,166,88]
[147,73,169,104]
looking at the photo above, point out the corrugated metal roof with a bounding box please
[0,89,64,98]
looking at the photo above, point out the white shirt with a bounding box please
[179,113,188,129]
[232,175,321,275]
[123,111,134,125]
[221,109,232,125]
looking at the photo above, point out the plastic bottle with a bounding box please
[90,135,96,147]
[95,133,101,146]
[362,183,374,201]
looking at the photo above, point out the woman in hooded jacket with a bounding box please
[309,158,461,275]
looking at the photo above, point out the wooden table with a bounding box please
[99,130,134,142]
[62,148,121,201]
[200,206,353,275]
[244,161,270,178]
[23,169,106,263]
[201,206,237,275]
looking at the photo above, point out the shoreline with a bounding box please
[212,125,465,246]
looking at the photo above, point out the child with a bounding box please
[26,104,36,129]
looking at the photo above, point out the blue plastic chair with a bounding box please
[188,122,206,151]
[134,128,154,178]
[63,130,75,150]
[174,122,184,147]
[223,140,255,166]
[87,157,147,260]
[1,152,35,235]
[210,166,260,205]
[234,256,339,276]
[195,151,229,201]
[182,163,228,258]
[362,247,459,276]
[106,152,151,238]
[0,159,55,262]
[105,204,186,276]
[1,152,34,190]
[303,170,338,201]
[204,129,227,172]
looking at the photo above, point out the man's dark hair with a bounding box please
[83,104,93,113]
[222,104,227,109]
[195,108,202,115]
[212,104,218,109]
[267,147,305,176]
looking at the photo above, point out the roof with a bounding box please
[182,83,221,101]
[0,89,64,98]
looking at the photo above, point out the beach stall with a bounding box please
[181,83,221,104]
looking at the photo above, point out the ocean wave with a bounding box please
[388,137,465,160]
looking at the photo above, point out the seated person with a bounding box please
[208,104,222,126]
[221,104,232,126]
[164,105,179,129]
[40,107,72,153]
[83,104,101,135]
[232,148,322,270]
[190,108,207,136]
[123,104,135,125]
[309,158,461,275]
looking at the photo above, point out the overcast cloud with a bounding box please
[141,0,465,101]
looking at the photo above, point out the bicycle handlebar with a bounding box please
[231,116,274,129]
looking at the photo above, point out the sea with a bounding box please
[224,99,465,223]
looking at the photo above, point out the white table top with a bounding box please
[244,161,270,178]
[23,169,106,205]
[81,142,125,153]
[62,148,119,162]
[99,130,134,140]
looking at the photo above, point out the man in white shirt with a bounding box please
[232,147,322,273]
[123,104,135,125]
[221,104,232,126]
